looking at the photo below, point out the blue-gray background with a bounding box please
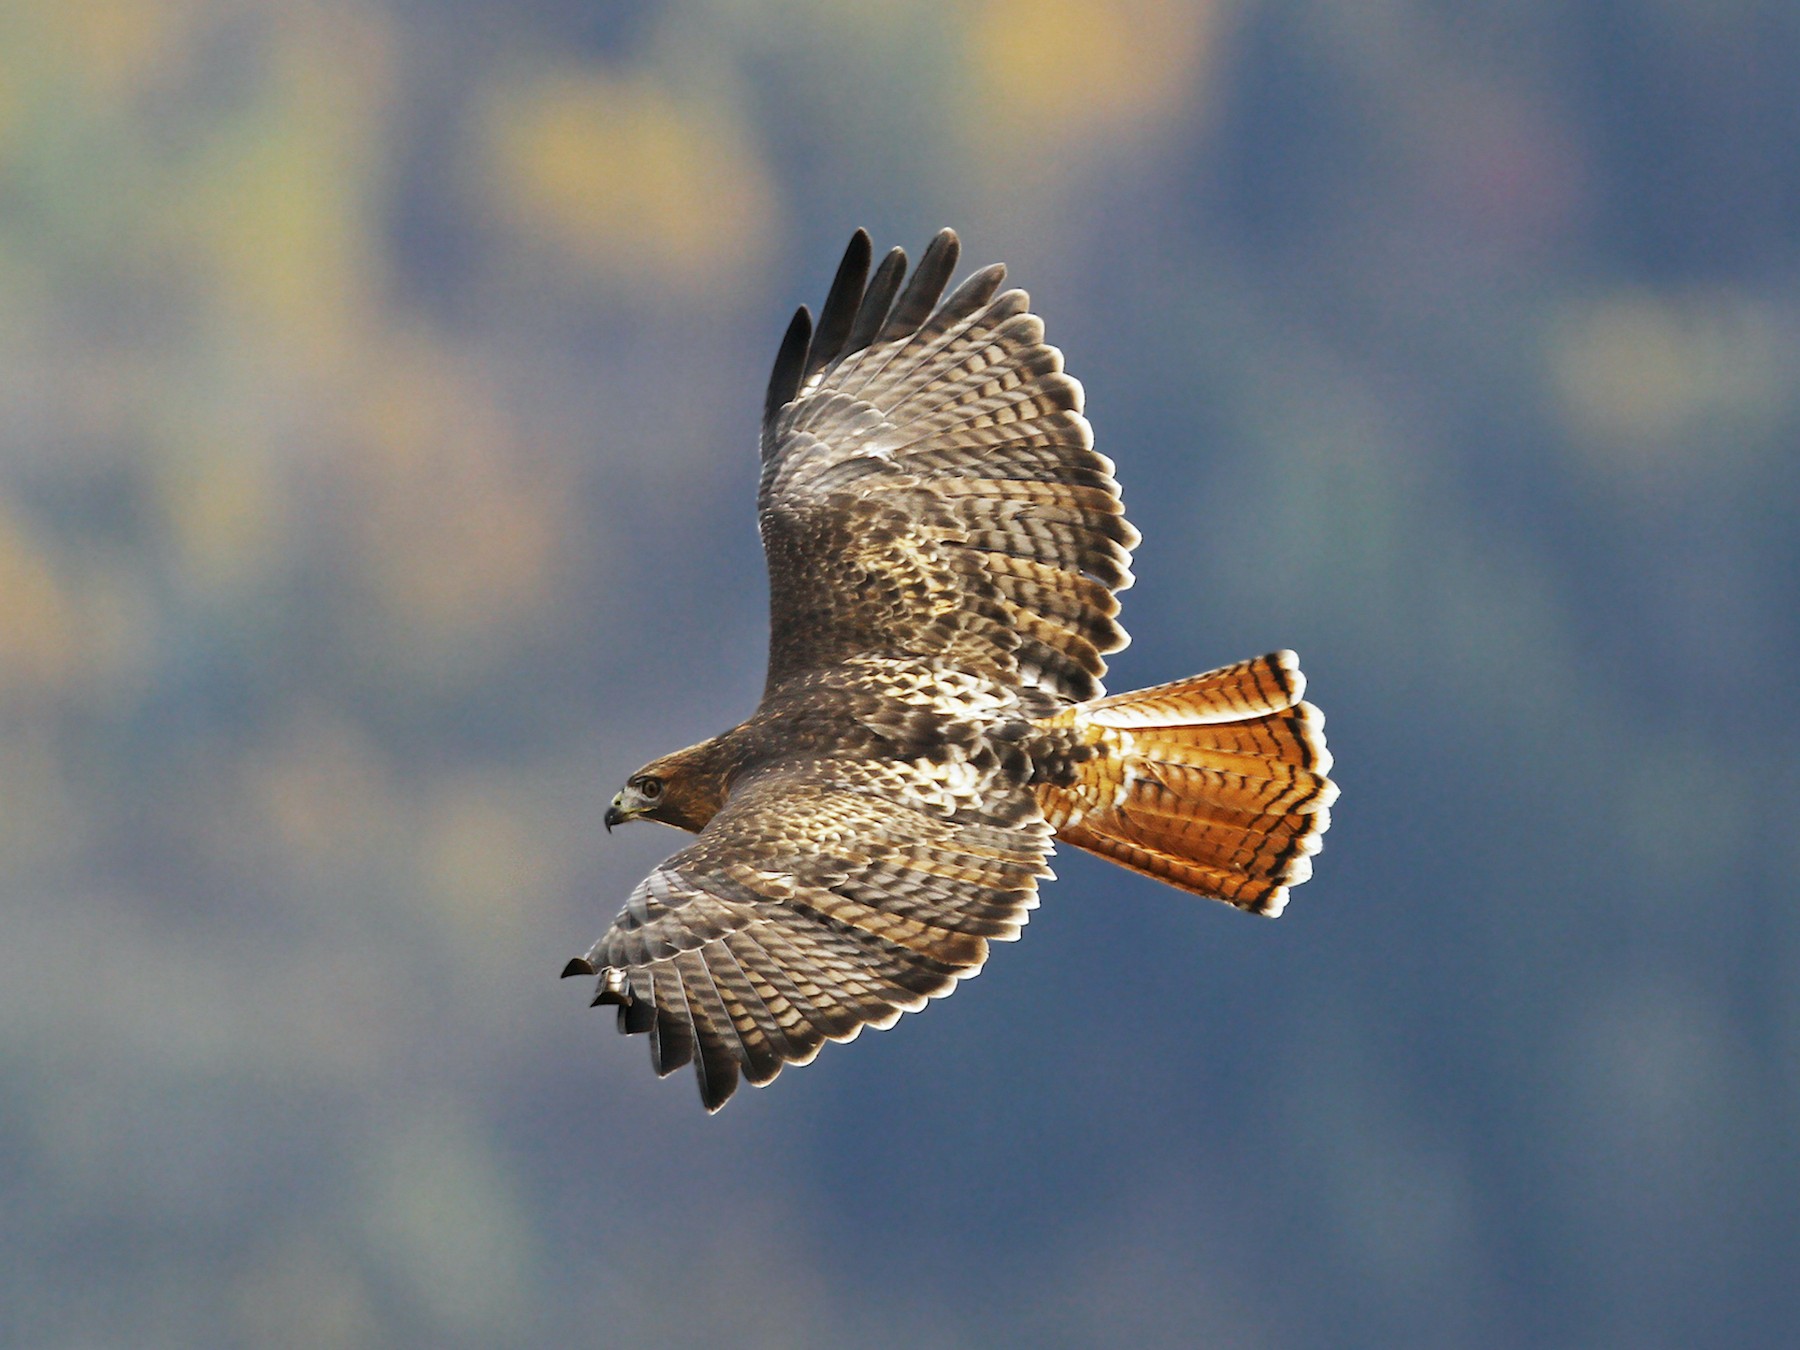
[3,2,1797,1346]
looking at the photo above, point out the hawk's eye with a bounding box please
[637,776,664,800]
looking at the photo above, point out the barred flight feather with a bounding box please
[878,228,960,344]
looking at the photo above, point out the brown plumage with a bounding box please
[566,228,1336,1111]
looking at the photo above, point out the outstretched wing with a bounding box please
[758,228,1140,706]
[564,763,1052,1111]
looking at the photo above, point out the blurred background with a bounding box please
[3,1,1798,1346]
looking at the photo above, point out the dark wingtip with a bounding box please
[561,957,596,979]
[762,303,813,443]
[846,245,907,354]
[805,229,874,383]
[695,1046,740,1112]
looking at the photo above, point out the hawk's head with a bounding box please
[605,743,726,834]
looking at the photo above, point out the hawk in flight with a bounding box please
[565,229,1336,1110]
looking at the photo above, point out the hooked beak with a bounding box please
[604,801,625,833]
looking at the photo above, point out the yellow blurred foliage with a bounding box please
[965,0,1218,153]
[0,507,77,698]
[347,338,570,640]
[250,712,397,868]
[1550,290,1790,494]
[169,7,392,374]
[158,432,287,595]
[421,778,558,937]
[481,67,775,296]
[0,58,15,172]
[0,505,148,708]
[60,0,201,101]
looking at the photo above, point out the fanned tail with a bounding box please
[1034,650,1336,916]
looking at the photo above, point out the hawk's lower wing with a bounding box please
[565,765,1053,1111]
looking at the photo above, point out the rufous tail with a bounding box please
[1034,650,1336,916]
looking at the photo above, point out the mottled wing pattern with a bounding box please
[758,229,1140,705]
[571,764,1052,1111]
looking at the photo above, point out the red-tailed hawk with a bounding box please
[564,229,1336,1110]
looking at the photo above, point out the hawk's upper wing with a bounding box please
[568,762,1052,1111]
[758,229,1140,705]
